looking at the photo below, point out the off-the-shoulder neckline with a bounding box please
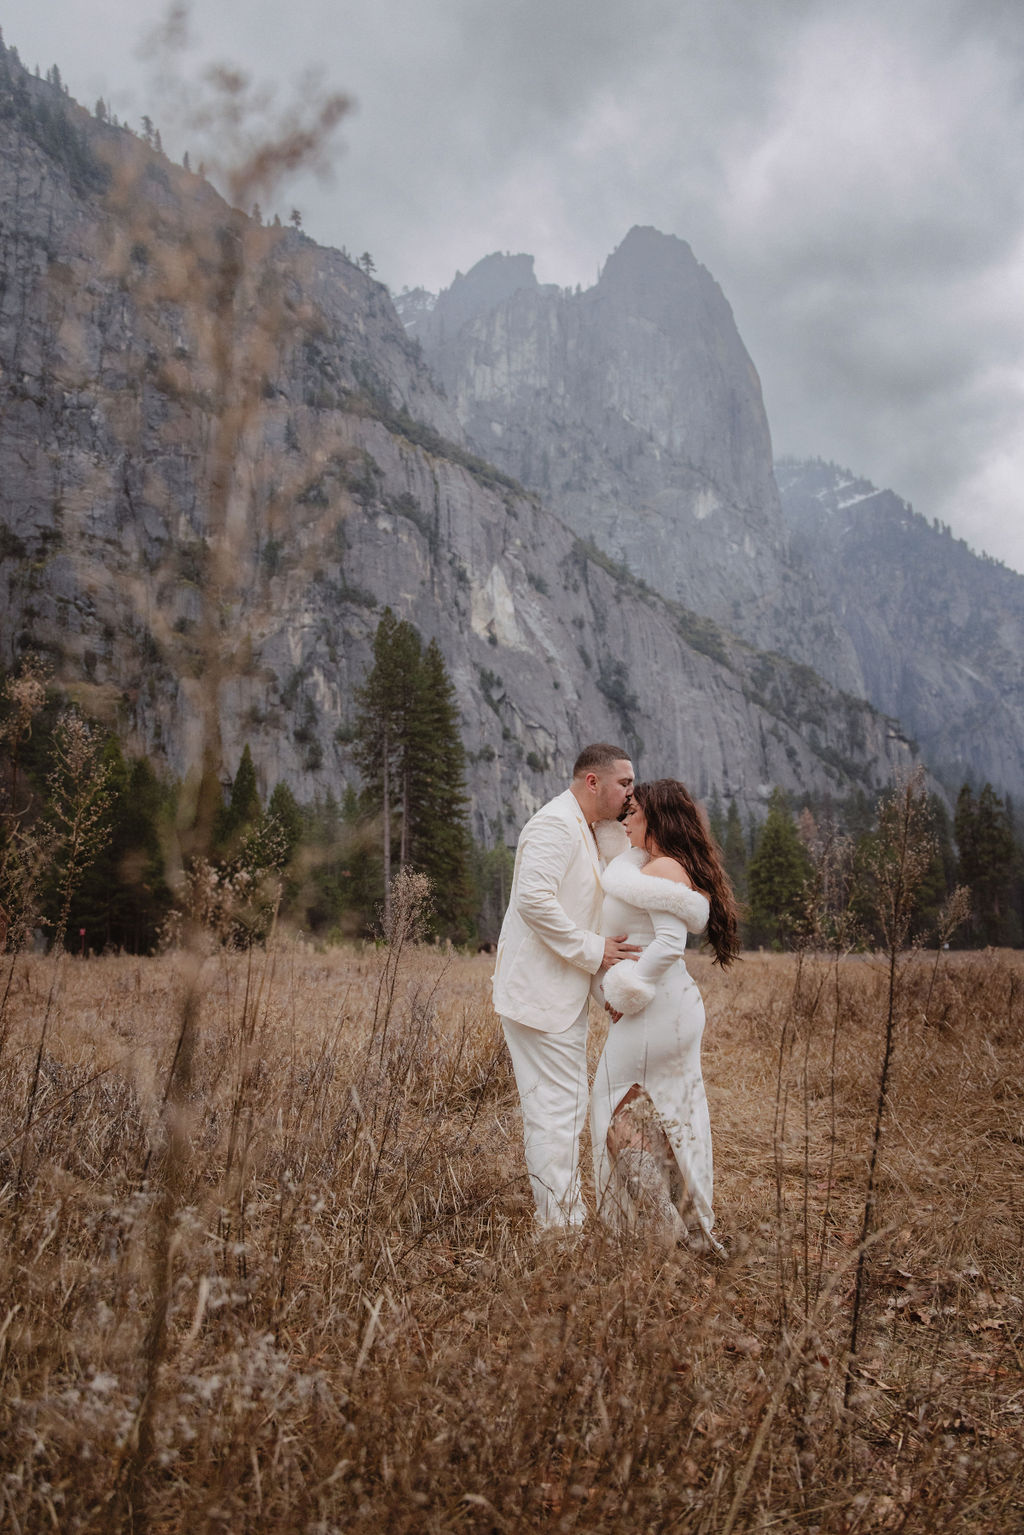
[639,855,709,902]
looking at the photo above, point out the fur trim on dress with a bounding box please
[601,959,655,1016]
[602,847,710,933]
[593,819,630,863]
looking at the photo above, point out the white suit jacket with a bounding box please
[492,790,626,1034]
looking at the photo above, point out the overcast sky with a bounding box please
[6,0,1024,572]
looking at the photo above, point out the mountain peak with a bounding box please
[597,226,725,335]
[433,251,537,335]
[605,224,698,272]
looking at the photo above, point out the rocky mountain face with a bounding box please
[776,459,1024,800]
[399,230,864,692]
[0,45,919,838]
[403,236,1024,803]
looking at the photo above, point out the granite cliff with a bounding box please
[400,231,863,691]
[776,459,1024,800]
[403,240,1024,801]
[0,45,917,838]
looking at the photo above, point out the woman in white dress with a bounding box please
[593,779,739,1249]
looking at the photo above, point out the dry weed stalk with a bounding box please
[805,821,860,1309]
[45,711,115,951]
[9,712,114,1213]
[844,767,936,1407]
[923,883,972,1022]
[0,658,54,1052]
[92,27,350,1526]
[769,820,857,1348]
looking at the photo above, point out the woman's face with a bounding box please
[622,799,649,850]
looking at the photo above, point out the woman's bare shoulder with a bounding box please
[641,855,693,887]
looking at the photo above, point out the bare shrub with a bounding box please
[45,711,116,952]
[161,815,288,951]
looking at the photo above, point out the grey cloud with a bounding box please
[3,0,1023,568]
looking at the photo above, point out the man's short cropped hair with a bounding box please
[572,743,631,778]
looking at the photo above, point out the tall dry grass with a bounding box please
[1,936,1021,1532]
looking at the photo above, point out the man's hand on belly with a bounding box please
[602,934,642,969]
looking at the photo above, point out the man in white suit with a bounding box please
[493,743,638,1229]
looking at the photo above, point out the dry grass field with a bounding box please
[1,935,1022,1533]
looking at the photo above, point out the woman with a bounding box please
[592,780,739,1249]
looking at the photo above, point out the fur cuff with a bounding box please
[593,818,630,863]
[602,959,656,1016]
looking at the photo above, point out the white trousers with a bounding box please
[501,1004,590,1229]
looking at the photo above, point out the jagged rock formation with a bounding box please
[403,235,1024,803]
[400,230,863,691]
[0,43,917,837]
[776,459,1024,799]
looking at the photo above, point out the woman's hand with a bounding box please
[604,1002,623,1023]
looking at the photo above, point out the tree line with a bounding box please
[0,617,502,953]
[708,779,1023,951]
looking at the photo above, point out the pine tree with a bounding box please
[353,615,473,936]
[747,788,813,947]
[353,609,423,915]
[302,790,344,932]
[914,792,957,942]
[268,781,303,861]
[956,782,1017,945]
[1007,797,1024,944]
[706,788,724,851]
[474,839,515,943]
[71,751,171,952]
[408,639,474,937]
[216,743,262,857]
[954,784,978,882]
[722,799,748,904]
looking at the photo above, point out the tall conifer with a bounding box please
[216,743,262,856]
[747,788,813,947]
[722,799,748,903]
[955,781,1017,944]
[353,608,422,914]
[409,639,474,937]
[353,614,473,936]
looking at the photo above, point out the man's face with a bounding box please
[592,760,634,821]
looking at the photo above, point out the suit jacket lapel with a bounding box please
[568,794,603,890]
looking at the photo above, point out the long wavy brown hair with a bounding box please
[632,779,740,967]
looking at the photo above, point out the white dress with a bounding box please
[592,846,720,1247]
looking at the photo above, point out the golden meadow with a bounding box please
[1,931,1021,1532]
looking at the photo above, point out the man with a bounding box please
[493,743,638,1229]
